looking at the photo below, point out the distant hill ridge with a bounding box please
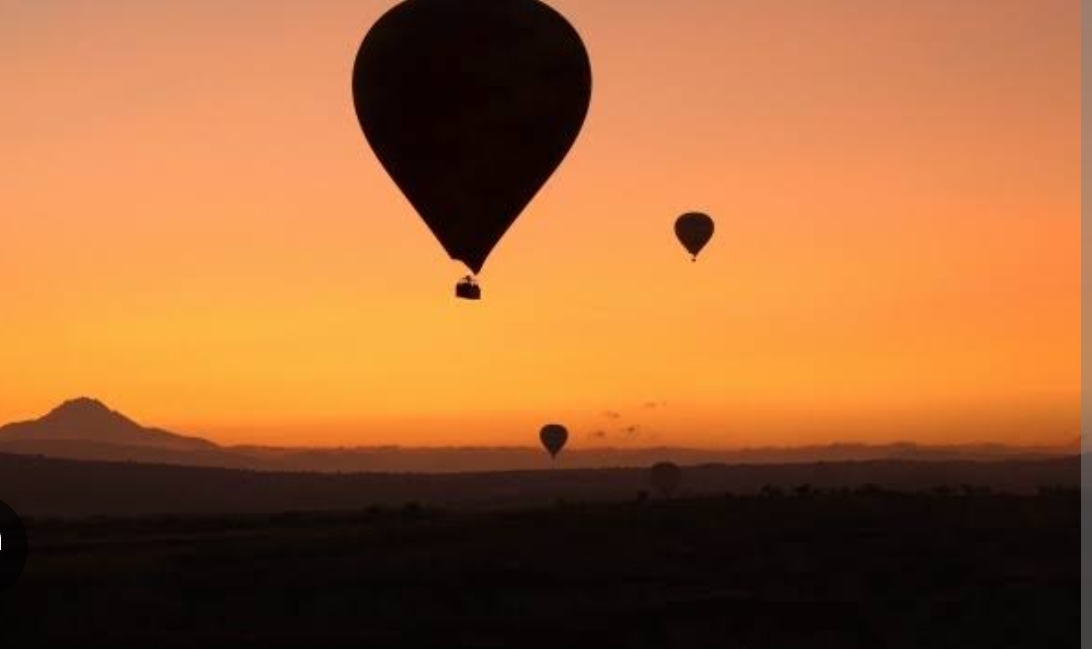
[0,451,1078,518]
[0,398,1077,474]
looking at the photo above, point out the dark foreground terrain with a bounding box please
[1,489,1078,649]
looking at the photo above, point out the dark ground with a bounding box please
[0,489,1078,649]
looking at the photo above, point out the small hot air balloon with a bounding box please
[540,424,568,459]
[674,212,715,261]
[352,0,593,299]
[650,461,682,498]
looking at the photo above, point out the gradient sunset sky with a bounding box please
[1,0,1078,448]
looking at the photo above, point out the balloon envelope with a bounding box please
[540,424,569,459]
[353,0,593,275]
[674,212,715,260]
[650,461,682,497]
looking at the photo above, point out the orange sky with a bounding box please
[0,0,1079,448]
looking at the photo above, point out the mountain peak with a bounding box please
[44,397,139,430]
[61,396,104,405]
[51,397,112,414]
[0,398,217,452]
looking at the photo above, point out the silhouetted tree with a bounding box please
[760,484,784,498]
[1038,485,1079,498]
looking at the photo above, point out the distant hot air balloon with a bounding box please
[352,0,593,299]
[540,424,569,459]
[674,212,715,261]
[650,461,682,498]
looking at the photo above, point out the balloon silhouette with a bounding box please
[539,424,569,459]
[352,0,593,296]
[650,461,682,498]
[674,212,715,261]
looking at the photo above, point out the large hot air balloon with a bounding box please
[650,461,682,498]
[540,424,568,459]
[674,212,715,261]
[352,0,593,299]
